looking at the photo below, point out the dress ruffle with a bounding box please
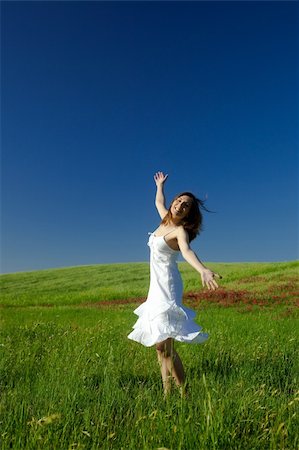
[128,300,209,347]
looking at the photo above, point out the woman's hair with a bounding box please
[161,192,209,242]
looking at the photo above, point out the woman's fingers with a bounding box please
[155,171,166,178]
[211,280,219,290]
[210,272,221,289]
[202,272,221,290]
[207,281,217,290]
[154,171,168,184]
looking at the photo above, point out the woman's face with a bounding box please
[170,195,192,220]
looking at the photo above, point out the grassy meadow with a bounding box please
[0,261,298,449]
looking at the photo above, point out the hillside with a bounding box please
[1,261,298,308]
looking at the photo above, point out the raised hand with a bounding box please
[154,171,168,186]
[200,269,221,291]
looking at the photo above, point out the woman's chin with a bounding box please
[171,209,180,218]
[171,215,182,225]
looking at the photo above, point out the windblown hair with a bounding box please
[161,192,209,242]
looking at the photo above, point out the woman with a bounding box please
[128,171,220,396]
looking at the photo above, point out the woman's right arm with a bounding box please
[154,171,168,219]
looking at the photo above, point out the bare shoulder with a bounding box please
[176,226,189,241]
[175,226,190,252]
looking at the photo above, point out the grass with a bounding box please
[0,261,298,449]
[1,261,298,307]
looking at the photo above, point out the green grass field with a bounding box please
[1,261,298,449]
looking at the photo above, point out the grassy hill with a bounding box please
[1,260,298,307]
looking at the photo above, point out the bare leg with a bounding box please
[156,346,171,395]
[169,348,185,387]
[171,348,187,397]
[156,338,185,396]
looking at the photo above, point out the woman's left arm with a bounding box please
[177,228,221,291]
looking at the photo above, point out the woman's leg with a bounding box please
[156,338,185,395]
[170,348,185,387]
[156,341,171,395]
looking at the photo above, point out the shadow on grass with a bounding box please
[188,351,296,393]
[84,372,158,391]
[189,354,235,380]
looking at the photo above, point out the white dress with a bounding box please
[128,230,209,347]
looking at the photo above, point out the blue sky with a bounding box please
[2,1,298,274]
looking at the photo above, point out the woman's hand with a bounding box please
[200,268,221,291]
[154,171,168,186]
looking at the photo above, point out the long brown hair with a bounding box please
[161,192,209,242]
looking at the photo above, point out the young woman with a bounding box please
[128,171,221,396]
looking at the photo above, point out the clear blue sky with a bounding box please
[2,1,298,274]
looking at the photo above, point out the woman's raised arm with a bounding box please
[154,171,169,219]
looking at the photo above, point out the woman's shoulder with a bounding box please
[176,225,189,238]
